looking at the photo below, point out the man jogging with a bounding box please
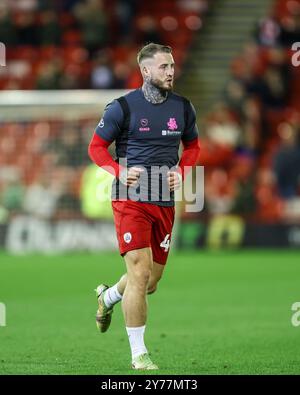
[88,43,200,370]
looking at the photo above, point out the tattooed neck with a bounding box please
[142,80,168,104]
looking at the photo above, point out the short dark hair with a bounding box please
[137,43,172,64]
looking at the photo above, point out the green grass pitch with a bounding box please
[0,249,300,375]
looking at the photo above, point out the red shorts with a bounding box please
[112,200,175,265]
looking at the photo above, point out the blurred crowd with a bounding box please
[197,0,300,223]
[0,0,206,223]
[0,0,205,89]
[0,119,93,222]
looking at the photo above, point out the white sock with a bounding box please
[103,283,122,308]
[126,326,148,360]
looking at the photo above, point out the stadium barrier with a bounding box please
[178,219,300,249]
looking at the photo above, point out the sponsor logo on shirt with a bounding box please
[98,118,105,128]
[139,118,150,131]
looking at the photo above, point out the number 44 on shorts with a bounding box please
[160,234,170,252]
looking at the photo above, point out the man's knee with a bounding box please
[147,283,157,295]
[147,264,164,294]
[134,268,152,288]
[125,249,153,289]
[147,275,162,294]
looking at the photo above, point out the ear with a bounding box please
[142,65,150,76]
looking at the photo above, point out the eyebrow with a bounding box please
[159,62,175,67]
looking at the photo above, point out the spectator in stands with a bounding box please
[279,8,300,46]
[240,97,264,153]
[198,103,242,172]
[15,11,38,46]
[136,16,163,45]
[40,0,81,12]
[23,169,62,219]
[205,102,242,149]
[232,41,265,82]
[273,122,300,199]
[254,16,281,47]
[47,124,89,168]
[73,0,108,56]
[35,58,63,89]
[255,167,283,222]
[91,51,114,89]
[62,0,80,11]
[60,64,83,89]
[204,168,236,215]
[112,61,130,89]
[56,192,81,217]
[260,65,290,109]
[247,48,291,110]
[223,78,247,118]
[119,51,143,89]
[55,167,81,217]
[177,0,208,13]
[229,153,256,216]
[39,9,62,46]
[0,167,24,214]
[114,0,137,41]
[0,3,17,46]
[9,0,38,12]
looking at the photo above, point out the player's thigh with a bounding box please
[112,200,153,257]
[124,247,153,284]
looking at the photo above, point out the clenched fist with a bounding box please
[167,171,182,192]
[119,167,144,187]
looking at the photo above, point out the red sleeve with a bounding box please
[178,137,201,180]
[88,133,125,178]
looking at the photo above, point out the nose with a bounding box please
[167,68,174,77]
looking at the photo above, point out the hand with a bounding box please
[167,171,182,192]
[120,167,144,187]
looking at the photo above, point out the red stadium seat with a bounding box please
[62,30,82,46]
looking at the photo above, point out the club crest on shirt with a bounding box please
[123,232,132,244]
[162,117,181,136]
[167,118,178,130]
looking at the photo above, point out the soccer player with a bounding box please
[88,43,200,370]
